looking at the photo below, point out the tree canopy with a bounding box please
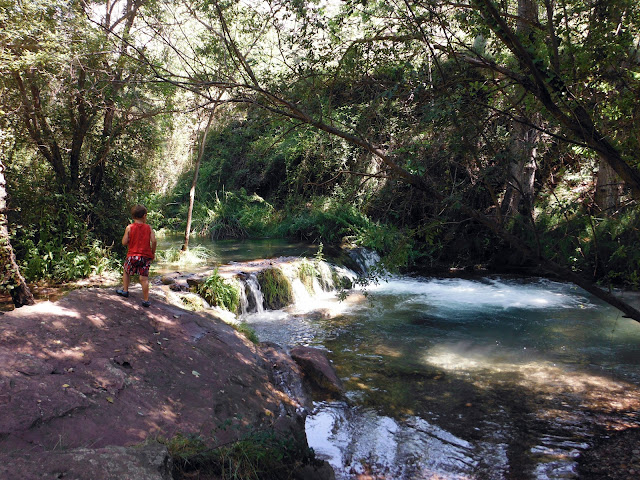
[1,0,640,318]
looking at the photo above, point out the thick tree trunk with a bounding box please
[0,157,34,308]
[501,0,539,220]
[502,118,539,218]
[594,157,621,214]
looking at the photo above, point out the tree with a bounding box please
[183,106,216,251]
[0,0,167,204]
[0,126,34,307]
[121,0,640,320]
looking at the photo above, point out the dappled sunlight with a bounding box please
[136,343,154,354]
[421,343,640,411]
[43,346,87,361]
[87,314,108,328]
[29,301,81,320]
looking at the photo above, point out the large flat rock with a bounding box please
[0,287,308,478]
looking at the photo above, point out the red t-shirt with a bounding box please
[127,223,153,258]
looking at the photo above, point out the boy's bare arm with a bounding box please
[122,225,131,246]
[150,229,157,259]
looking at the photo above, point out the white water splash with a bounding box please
[367,277,593,311]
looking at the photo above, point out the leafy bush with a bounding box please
[195,270,241,313]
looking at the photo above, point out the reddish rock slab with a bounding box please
[0,287,311,478]
[289,346,343,397]
[0,442,172,480]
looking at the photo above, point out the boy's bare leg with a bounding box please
[123,271,130,292]
[140,275,149,301]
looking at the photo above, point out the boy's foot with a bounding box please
[142,300,151,308]
[116,289,129,298]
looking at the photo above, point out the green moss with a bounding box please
[196,269,241,313]
[297,259,318,294]
[233,322,259,344]
[257,267,293,310]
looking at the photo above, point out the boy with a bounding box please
[116,204,157,307]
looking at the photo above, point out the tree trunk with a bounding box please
[183,108,217,251]
[501,0,539,220]
[594,157,621,214]
[502,118,539,219]
[0,156,34,308]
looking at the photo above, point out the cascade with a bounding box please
[237,273,265,315]
[232,256,363,316]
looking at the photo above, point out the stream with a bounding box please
[157,238,640,479]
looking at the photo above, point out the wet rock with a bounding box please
[293,459,337,480]
[160,273,180,285]
[290,346,343,397]
[186,276,206,288]
[262,342,313,412]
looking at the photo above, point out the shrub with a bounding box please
[196,270,241,313]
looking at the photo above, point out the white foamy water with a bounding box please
[367,277,594,311]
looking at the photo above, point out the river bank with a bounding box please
[0,283,335,479]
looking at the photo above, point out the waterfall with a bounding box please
[230,256,362,316]
[238,273,265,315]
[246,273,265,313]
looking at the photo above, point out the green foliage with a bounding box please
[278,197,371,244]
[196,269,241,313]
[233,322,260,344]
[158,190,279,240]
[257,267,293,310]
[297,258,319,294]
[11,194,119,282]
[167,428,317,480]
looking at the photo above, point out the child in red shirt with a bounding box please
[116,204,157,307]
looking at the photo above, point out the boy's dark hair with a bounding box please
[131,204,148,219]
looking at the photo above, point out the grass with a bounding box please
[156,245,214,267]
[195,269,242,313]
[166,428,318,480]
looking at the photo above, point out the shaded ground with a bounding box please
[0,284,315,479]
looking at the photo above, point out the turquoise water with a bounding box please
[156,240,640,479]
[243,275,640,479]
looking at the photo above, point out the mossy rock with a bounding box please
[257,267,293,310]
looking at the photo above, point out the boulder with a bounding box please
[290,346,343,397]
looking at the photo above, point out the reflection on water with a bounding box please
[243,275,640,479]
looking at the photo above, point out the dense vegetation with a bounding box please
[1,0,639,316]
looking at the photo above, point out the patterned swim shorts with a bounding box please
[124,255,152,277]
